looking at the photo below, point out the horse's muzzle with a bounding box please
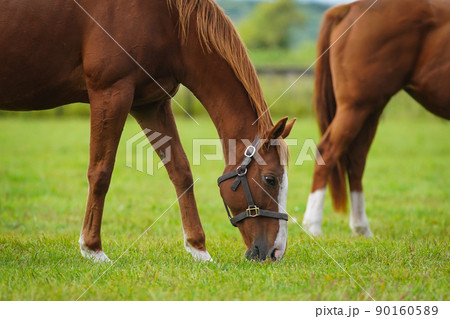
[245,241,280,262]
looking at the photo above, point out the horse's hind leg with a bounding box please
[130,100,211,261]
[79,80,134,262]
[303,106,372,236]
[346,110,383,237]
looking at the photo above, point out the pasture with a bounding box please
[0,92,448,300]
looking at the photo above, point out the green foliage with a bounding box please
[247,41,317,68]
[219,0,329,48]
[0,113,449,300]
[239,0,305,50]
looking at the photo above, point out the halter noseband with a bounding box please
[217,136,289,227]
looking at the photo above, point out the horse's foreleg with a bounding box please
[303,107,371,236]
[346,111,382,237]
[80,81,134,262]
[130,100,211,262]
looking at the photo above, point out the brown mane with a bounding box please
[167,0,273,135]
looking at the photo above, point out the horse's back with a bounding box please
[0,0,87,109]
[326,0,442,109]
[0,0,178,111]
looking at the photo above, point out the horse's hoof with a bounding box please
[79,236,111,263]
[351,225,373,238]
[302,221,323,237]
[184,242,213,262]
[192,250,213,262]
[80,248,111,263]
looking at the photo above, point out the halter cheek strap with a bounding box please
[217,136,289,227]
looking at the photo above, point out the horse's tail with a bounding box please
[314,4,351,213]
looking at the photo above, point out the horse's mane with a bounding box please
[167,0,273,135]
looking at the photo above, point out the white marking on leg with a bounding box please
[273,168,288,260]
[183,231,213,262]
[350,191,373,237]
[302,188,326,236]
[79,235,111,263]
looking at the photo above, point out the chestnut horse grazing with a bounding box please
[303,0,450,236]
[0,0,295,262]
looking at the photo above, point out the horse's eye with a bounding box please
[264,175,276,187]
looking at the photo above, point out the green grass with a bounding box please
[247,42,317,69]
[0,105,449,300]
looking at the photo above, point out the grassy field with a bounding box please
[0,100,449,300]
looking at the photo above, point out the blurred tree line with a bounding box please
[239,0,305,50]
[219,0,329,52]
[219,0,329,68]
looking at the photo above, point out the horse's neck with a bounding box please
[180,51,260,165]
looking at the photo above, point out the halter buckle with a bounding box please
[237,166,247,176]
[244,145,256,158]
[246,205,260,217]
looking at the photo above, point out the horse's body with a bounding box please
[303,0,450,236]
[1,0,294,261]
[0,0,181,109]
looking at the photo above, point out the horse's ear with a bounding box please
[267,117,288,140]
[281,118,296,139]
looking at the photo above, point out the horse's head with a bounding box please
[218,117,295,261]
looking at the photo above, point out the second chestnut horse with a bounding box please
[303,0,449,236]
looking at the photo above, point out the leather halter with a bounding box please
[217,136,289,227]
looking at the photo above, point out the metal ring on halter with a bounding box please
[237,166,247,176]
[244,145,256,158]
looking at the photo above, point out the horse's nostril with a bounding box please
[259,249,268,261]
[246,242,275,261]
[246,245,262,261]
[253,246,260,260]
[245,247,255,260]
[270,248,277,261]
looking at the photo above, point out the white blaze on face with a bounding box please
[273,167,288,259]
